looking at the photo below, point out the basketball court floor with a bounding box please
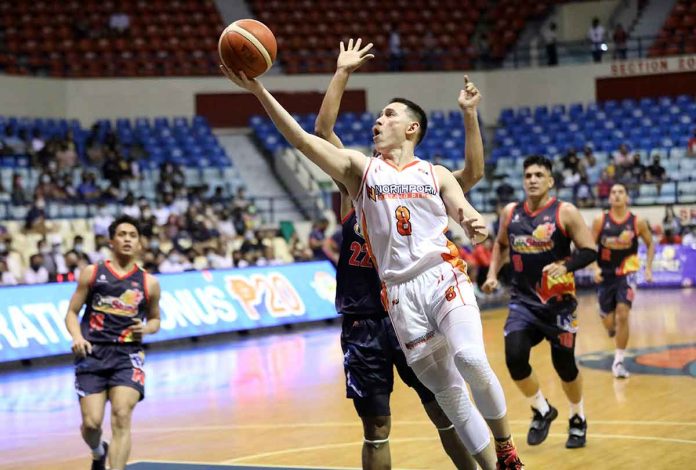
[1,289,694,470]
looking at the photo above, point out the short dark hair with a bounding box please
[390,97,428,145]
[108,214,141,239]
[611,182,628,192]
[523,155,553,173]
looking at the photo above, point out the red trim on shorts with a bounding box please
[341,208,355,225]
[555,201,569,238]
[524,196,556,218]
[105,260,139,280]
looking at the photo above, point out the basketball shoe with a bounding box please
[565,415,587,449]
[612,361,630,378]
[495,438,525,469]
[527,401,558,445]
[91,441,108,470]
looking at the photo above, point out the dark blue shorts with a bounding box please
[74,344,146,401]
[597,275,635,315]
[341,313,434,415]
[504,300,578,349]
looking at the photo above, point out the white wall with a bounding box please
[558,0,619,41]
[2,54,694,125]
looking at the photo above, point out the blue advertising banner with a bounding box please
[0,261,338,363]
[636,244,696,287]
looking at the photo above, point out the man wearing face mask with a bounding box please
[24,254,49,284]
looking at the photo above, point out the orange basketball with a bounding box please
[218,19,277,79]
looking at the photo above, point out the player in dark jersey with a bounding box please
[65,215,161,470]
[483,155,597,450]
[317,40,523,470]
[591,183,654,378]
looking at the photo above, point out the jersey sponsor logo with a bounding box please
[96,274,108,284]
[578,343,696,377]
[366,183,437,201]
[445,286,456,301]
[91,289,144,317]
[511,222,556,254]
[600,229,635,250]
[617,254,640,275]
[536,271,576,304]
[404,330,436,350]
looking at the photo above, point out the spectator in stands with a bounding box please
[204,246,233,269]
[612,23,628,60]
[578,146,598,179]
[682,226,696,247]
[660,228,682,245]
[77,171,101,201]
[588,17,606,63]
[543,22,558,66]
[0,179,9,203]
[562,148,580,172]
[121,192,141,218]
[159,249,191,273]
[10,173,28,205]
[387,24,403,71]
[476,33,491,68]
[93,203,114,237]
[495,176,516,205]
[56,131,78,170]
[687,127,696,157]
[613,143,634,177]
[0,258,18,286]
[663,204,683,236]
[25,196,49,234]
[596,169,615,205]
[109,11,130,35]
[645,154,667,185]
[24,254,49,284]
[573,176,595,208]
[422,31,441,70]
[44,236,67,279]
[29,129,45,162]
[470,236,493,289]
[308,218,330,261]
[1,127,27,155]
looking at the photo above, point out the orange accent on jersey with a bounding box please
[617,254,640,275]
[360,213,379,273]
[395,205,412,236]
[380,283,389,311]
[536,271,576,304]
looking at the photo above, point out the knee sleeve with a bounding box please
[452,349,507,420]
[551,345,579,382]
[411,347,491,455]
[504,330,535,381]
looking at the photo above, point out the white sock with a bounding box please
[570,399,585,420]
[614,349,625,365]
[90,442,104,460]
[528,389,550,415]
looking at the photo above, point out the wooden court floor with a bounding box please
[1,289,694,470]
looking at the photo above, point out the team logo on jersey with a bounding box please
[366,183,436,201]
[445,286,457,301]
[96,274,108,284]
[92,289,144,317]
[578,343,696,377]
[353,222,364,240]
[535,270,576,304]
[601,230,635,250]
[511,222,556,253]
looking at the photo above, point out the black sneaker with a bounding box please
[527,401,558,445]
[91,441,108,470]
[566,415,587,449]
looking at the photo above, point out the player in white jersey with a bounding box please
[221,62,523,470]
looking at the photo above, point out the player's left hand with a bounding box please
[543,261,568,278]
[337,38,375,73]
[459,208,488,244]
[644,267,653,283]
[129,318,146,342]
[220,65,263,95]
[458,75,481,110]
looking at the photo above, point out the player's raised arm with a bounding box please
[220,65,367,195]
[436,165,488,245]
[482,202,515,293]
[452,75,484,193]
[65,264,96,357]
[315,38,374,149]
[636,216,655,282]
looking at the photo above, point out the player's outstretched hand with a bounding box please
[458,208,488,244]
[543,261,568,278]
[220,64,263,95]
[482,277,499,294]
[337,38,375,73]
[72,336,93,357]
[458,75,481,110]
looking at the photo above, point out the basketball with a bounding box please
[218,19,277,79]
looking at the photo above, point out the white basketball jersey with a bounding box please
[354,157,459,284]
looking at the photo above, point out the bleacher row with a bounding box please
[651,0,696,57]
[0,115,232,170]
[493,95,695,160]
